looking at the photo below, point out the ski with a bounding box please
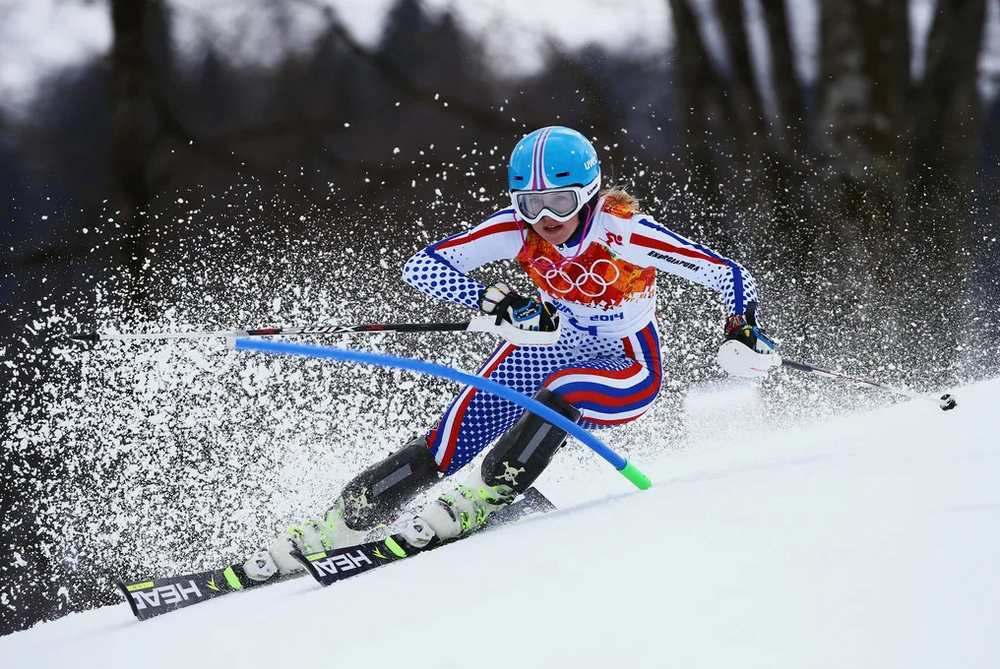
[292,486,555,587]
[116,487,554,620]
[116,563,300,621]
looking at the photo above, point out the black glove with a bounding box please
[724,302,777,355]
[480,283,559,333]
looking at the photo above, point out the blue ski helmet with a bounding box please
[508,126,601,223]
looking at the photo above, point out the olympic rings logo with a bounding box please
[539,259,621,297]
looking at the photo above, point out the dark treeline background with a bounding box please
[2,0,999,635]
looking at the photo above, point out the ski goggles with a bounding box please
[511,187,587,224]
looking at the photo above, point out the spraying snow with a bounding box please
[2,376,996,669]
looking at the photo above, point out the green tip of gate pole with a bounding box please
[618,461,652,490]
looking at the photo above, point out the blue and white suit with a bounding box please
[403,197,759,474]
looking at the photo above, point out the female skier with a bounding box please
[255,126,779,577]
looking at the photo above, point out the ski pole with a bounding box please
[72,320,479,343]
[780,358,957,411]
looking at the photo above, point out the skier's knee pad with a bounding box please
[481,388,581,494]
[341,435,441,529]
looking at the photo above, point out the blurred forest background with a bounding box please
[3,0,1000,635]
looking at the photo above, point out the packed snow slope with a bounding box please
[3,377,998,669]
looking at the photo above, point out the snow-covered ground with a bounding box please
[2,375,996,668]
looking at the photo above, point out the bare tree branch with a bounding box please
[758,0,806,152]
[288,0,525,134]
[716,0,768,142]
[915,0,989,176]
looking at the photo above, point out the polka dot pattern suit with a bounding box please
[403,198,758,474]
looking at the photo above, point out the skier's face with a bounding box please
[531,213,580,245]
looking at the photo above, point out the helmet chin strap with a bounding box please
[568,195,599,245]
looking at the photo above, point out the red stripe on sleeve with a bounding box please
[435,221,522,250]
[630,233,728,266]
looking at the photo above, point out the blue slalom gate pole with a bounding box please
[234,339,651,490]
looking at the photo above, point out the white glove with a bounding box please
[468,283,560,346]
[717,302,781,378]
